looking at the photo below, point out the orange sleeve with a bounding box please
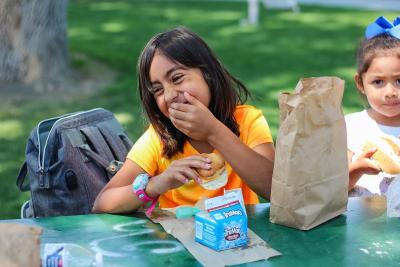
[126,126,161,176]
[239,106,273,148]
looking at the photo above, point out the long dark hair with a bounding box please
[137,27,250,158]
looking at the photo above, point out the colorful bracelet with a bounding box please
[132,173,159,216]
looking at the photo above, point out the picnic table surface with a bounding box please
[5,196,399,266]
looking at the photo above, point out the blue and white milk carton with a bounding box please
[194,190,248,251]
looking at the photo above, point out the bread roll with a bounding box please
[363,135,400,174]
[196,153,227,190]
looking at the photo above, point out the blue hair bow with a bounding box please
[365,16,400,39]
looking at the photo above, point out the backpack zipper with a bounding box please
[36,108,103,187]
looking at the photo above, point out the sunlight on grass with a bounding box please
[276,10,365,31]
[115,112,134,125]
[164,8,240,22]
[298,12,364,26]
[101,22,127,33]
[0,120,23,140]
[214,24,259,38]
[90,2,131,11]
[334,66,356,80]
[250,73,299,93]
[69,27,95,38]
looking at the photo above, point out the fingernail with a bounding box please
[205,163,211,169]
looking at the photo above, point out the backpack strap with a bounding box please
[98,126,129,161]
[119,133,133,151]
[78,144,123,176]
[16,162,30,192]
[80,126,115,161]
[78,143,109,167]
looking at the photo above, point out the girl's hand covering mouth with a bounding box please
[168,92,218,141]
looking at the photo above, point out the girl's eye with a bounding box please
[372,80,384,87]
[396,79,400,86]
[171,74,183,83]
[151,87,164,96]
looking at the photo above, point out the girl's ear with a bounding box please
[354,73,365,94]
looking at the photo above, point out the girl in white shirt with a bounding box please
[346,16,400,196]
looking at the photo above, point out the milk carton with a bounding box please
[194,190,248,251]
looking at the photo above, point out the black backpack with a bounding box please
[16,108,133,218]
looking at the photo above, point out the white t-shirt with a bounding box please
[345,110,400,196]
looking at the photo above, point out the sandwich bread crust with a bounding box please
[363,135,400,174]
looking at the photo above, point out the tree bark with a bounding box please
[0,0,69,92]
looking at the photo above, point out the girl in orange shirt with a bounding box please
[93,27,275,215]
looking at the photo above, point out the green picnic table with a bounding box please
[6,196,400,266]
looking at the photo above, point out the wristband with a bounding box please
[132,173,159,216]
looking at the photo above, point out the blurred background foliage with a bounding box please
[0,0,396,218]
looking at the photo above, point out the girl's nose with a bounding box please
[164,86,178,104]
[164,86,185,104]
[174,92,186,103]
[385,83,399,98]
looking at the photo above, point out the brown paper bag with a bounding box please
[269,77,348,230]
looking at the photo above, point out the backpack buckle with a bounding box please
[106,160,124,175]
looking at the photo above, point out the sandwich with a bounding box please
[196,153,227,190]
[363,135,400,174]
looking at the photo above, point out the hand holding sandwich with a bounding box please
[146,155,211,198]
[195,153,228,190]
[348,149,381,191]
[348,135,400,191]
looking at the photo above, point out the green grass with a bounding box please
[0,0,397,219]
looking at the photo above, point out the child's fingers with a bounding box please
[169,116,189,132]
[173,173,190,184]
[171,156,211,169]
[168,156,213,185]
[174,168,202,185]
[181,168,202,184]
[365,159,381,173]
[170,116,203,139]
[354,156,381,173]
[169,102,190,112]
[359,147,377,159]
[168,107,190,121]
[181,156,212,168]
[183,92,205,108]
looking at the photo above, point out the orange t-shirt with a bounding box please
[126,105,273,207]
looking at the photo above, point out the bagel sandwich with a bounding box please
[196,153,227,190]
[362,135,400,174]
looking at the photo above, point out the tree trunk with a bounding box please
[0,0,69,92]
